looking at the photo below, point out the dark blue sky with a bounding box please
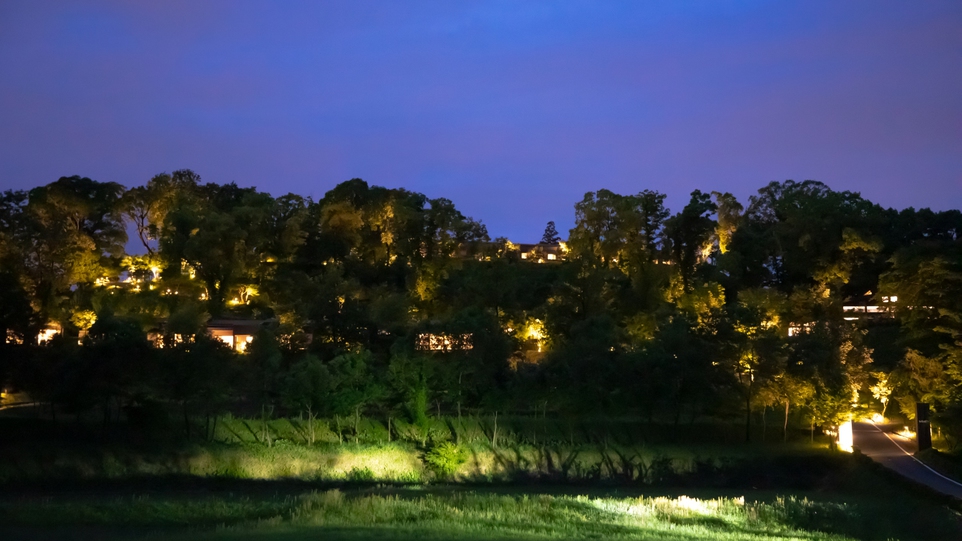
[1,1,959,240]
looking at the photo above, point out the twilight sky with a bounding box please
[1,0,960,240]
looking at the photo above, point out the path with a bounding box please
[853,421,962,499]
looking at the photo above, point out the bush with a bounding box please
[423,441,466,479]
[347,466,375,482]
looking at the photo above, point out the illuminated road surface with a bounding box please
[853,422,962,499]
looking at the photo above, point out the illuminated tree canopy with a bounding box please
[1,173,961,441]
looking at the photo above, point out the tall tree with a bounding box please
[541,221,561,244]
[160,183,275,315]
[122,170,200,255]
[664,190,717,289]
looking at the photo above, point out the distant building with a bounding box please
[148,318,274,353]
[416,333,473,352]
[36,323,62,345]
[462,241,567,263]
[842,291,896,322]
[206,319,273,352]
[516,243,565,262]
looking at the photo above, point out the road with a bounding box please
[853,421,962,499]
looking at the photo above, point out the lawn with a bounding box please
[1,415,960,541]
[2,466,960,541]
[0,489,864,541]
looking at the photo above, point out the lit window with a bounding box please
[787,322,814,337]
[5,330,23,345]
[209,329,235,350]
[416,333,473,351]
[235,335,254,353]
[37,325,62,345]
[520,253,527,259]
[547,254,556,260]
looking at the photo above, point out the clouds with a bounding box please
[1,1,959,239]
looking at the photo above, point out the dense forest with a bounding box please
[1,173,960,444]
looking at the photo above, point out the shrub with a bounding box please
[423,441,466,479]
[347,466,375,482]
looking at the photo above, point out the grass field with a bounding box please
[2,451,961,541]
[0,489,899,541]
[1,415,960,540]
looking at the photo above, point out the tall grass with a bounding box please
[0,437,835,486]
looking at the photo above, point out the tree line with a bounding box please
[1,173,960,444]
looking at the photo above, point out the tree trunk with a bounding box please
[455,404,461,445]
[761,407,766,442]
[262,404,274,448]
[103,398,110,434]
[783,400,790,442]
[354,406,360,444]
[183,401,190,439]
[745,388,752,443]
[308,406,315,445]
[492,411,499,449]
[543,401,549,444]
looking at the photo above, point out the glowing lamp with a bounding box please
[837,420,853,452]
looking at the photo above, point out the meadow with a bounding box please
[1,413,961,540]
[2,475,960,541]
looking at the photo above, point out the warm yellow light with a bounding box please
[871,413,884,423]
[235,335,254,353]
[37,327,60,345]
[525,319,545,341]
[416,333,473,351]
[837,420,853,452]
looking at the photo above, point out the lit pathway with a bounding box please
[853,421,962,499]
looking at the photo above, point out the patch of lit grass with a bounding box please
[1,491,860,541]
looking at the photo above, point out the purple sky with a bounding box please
[1,1,960,240]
